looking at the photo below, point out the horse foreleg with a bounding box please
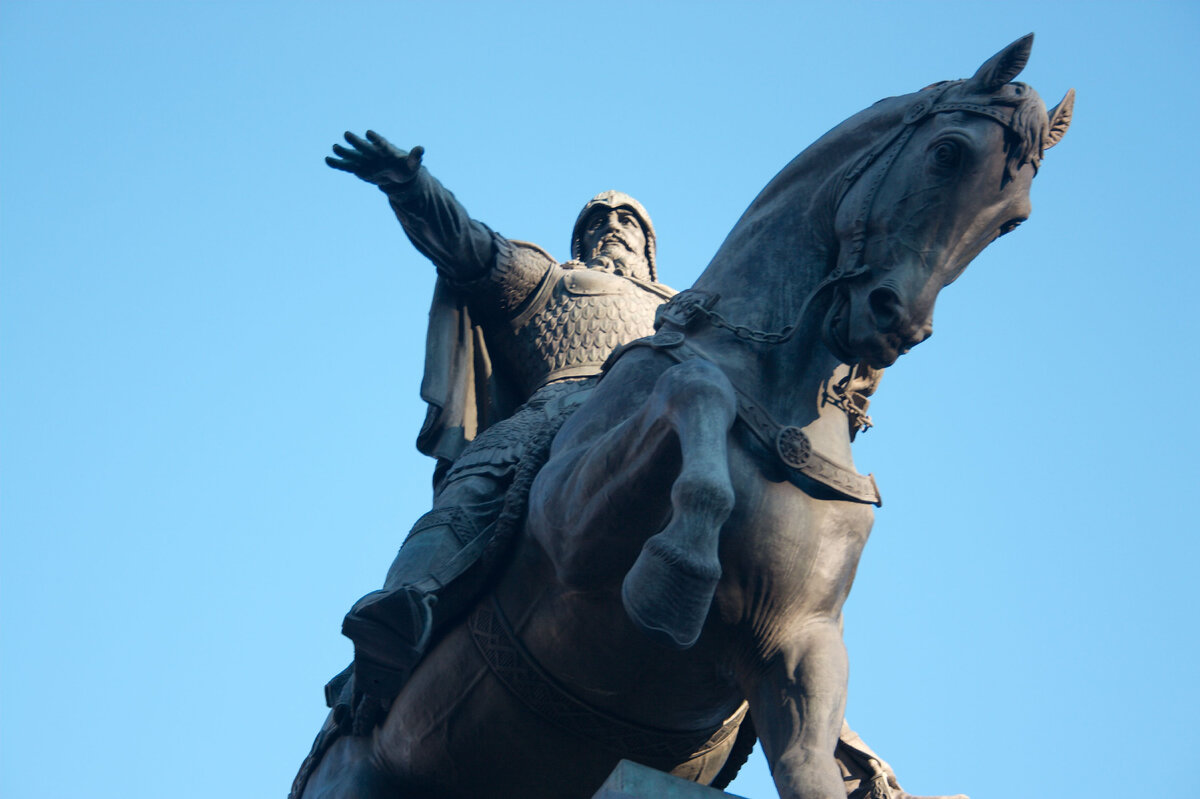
[749,618,848,799]
[530,358,737,650]
[619,358,738,650]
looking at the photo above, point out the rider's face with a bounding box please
[582,207,646,262]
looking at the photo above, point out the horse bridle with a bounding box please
[659,80,1034,347]
[614,84,1039,498]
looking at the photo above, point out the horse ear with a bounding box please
[1045,88,1075,149]
[967,33,1034,93]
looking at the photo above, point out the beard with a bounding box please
[586,238,650,280]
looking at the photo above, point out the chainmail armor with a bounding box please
[453,238,556,316]
[442,380,589,484]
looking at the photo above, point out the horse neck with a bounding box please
[692,156,838,347]
[684,102,911,461]
[692,93,912,330]
[684,320,856,466]
[686,233,856,464]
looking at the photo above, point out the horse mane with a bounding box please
[693,91,918,335]
[991,82,1052,180]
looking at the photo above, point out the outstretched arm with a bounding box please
[327,130,497,283]
[326,130,425,190]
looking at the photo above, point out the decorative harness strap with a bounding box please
[586,84,1043,509]
[468,595,748,764]
[604,330,882,507]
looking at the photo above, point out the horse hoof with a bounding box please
[621,536,721,649]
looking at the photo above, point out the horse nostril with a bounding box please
[868,287,904,332]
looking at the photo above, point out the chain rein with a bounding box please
[685,299,801,344]
[670,90,955,347]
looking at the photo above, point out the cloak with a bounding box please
[415,276,523,464]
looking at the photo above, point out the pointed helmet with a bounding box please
[570,190,657,281]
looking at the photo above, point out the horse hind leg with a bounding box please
[621,358,738,650]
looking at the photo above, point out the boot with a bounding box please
[341,585,436,705]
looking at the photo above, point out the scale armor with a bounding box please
[447,262,674,485]
[490,262,675,401]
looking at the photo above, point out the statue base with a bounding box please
[591,760,749,798]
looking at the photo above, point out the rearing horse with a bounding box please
[298,35,1072,799]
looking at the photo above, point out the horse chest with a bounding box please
[718,450,874,640]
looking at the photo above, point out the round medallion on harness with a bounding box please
[776,426,811,469]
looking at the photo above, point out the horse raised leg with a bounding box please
[620,358,739,649]
[529,356,738,648]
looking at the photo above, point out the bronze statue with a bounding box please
[295,35,1073,799]
[320,134,674,728]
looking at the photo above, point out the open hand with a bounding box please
[326,130,424,188]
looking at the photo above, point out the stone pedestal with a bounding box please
[591,760,749,799]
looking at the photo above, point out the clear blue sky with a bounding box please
[2,3,1197,798]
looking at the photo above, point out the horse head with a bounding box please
[822,34,1074,368]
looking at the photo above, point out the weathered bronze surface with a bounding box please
[593,759,749,798]
[295,35,1072,799]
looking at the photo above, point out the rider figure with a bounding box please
[324,131,674,728]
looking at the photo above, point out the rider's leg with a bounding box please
[340,474,505,707]
[385,475,505,591]
[333,384,584,719]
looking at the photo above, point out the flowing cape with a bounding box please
[416,276,523,463]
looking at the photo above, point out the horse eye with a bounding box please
[998,217,1026,237]
[930,140,961,170]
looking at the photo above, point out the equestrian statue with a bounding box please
[293,34,1073,799]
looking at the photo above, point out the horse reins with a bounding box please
[668,80,1036,350]
[601,84,1047,507]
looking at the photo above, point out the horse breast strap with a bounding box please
[730,375,882,507]
[605,333,882,507]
